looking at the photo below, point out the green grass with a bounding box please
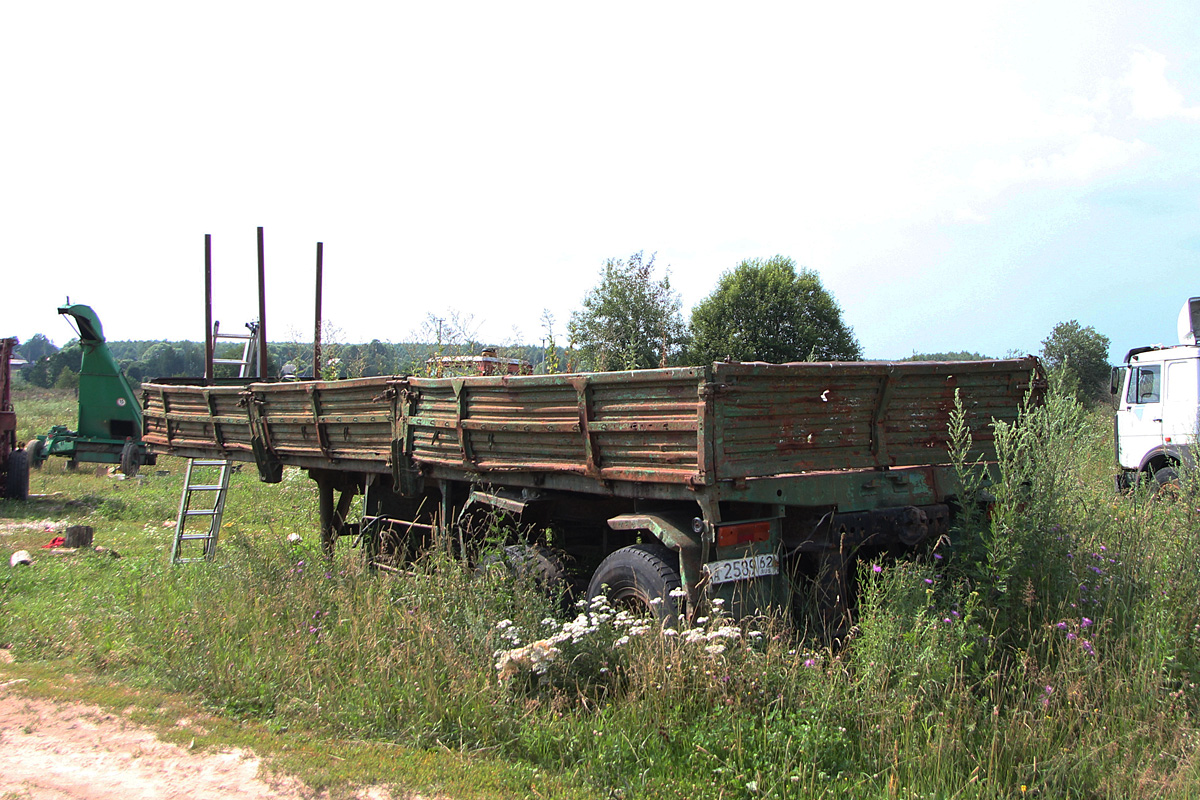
[3,386,1200,799]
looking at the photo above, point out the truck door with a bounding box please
[1117,363,1163,470]
[1162,359,1199,454]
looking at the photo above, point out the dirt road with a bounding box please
[0,681,395,800]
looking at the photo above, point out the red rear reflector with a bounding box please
[716,521,771,548]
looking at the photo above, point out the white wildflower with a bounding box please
[705,643,726,656]
[668,587,688,598]
[711,597,725,607]
[495,639,561,680]
[496,619,513,630]
[649,596,664,605]
[707,626,742,640]
[695,617,709,625]
[614,635,630,648]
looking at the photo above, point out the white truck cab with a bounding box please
[1114,297,1200,488]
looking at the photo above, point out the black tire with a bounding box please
[1154,466,1180,488]
[119,441,142,477]
[587,543,682,623]
[25,438,44,469]
[5,450,30,501]
[478,544,569,590]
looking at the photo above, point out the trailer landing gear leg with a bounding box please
[816,547,852,645]
[313,469,360,557]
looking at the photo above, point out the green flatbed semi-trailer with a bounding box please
[141,357,1044,628]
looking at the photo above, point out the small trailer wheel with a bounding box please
[119,442,143,477]
[5,449,30,501]
[25,438,44,469]
[586,543,682,623]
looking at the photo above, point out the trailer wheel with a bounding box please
[119,442,143,477]
[478,545,569,594]
[587,543,682,623]
[25,438,44,469]
[5,450,29,501]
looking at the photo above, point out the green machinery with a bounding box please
[27,304,155,476]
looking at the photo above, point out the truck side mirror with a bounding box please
[1110,366,1121,396]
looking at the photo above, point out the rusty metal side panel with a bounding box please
[141,383,252,456]
[402,368,707,484]
[250,378,392,463]
[711,359,1043,480]
[585,369,705,481]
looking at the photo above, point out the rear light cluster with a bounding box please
[716,520,771,548]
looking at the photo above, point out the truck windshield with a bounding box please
[1126,365,1161,404]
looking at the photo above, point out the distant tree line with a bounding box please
[13,334,565,389]
[13,252,1112,405]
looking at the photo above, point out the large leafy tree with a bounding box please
[689,256,862,364]
[1040,320,1111,404]
[18,333,58,362]
[568,252,687,371]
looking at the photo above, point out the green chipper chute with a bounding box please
[26,303,155,476]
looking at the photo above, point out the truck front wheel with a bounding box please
[1154,466,1181,491]
[587,543,682,623]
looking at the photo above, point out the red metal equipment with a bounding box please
[1,337,30,500]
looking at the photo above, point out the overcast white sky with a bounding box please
[3,1,1197,362]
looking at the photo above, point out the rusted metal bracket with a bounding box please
[452,379,476,468]
[306,384,334,460]
[388,382,422,496]
[156,387,173,446]
[244,391,282,483]
[202,388,227,453]
[870,370,895,466]
[572,376,601,478]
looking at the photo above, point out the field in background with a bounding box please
[2,386,1200,799]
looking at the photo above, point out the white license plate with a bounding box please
[704,554,779,585]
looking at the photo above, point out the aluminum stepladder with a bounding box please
[170,322,259,564]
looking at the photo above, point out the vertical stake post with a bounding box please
[314,242,323,380]
[257,226,268,379]
[204,234,214,383]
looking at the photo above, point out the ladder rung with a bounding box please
[174,557,212,564]
[178,533,217,541]
[214,332,254,340]
[184,510,220,517]
[213,358,250,365]
[185,485,224,491]
[192,460,230,466]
